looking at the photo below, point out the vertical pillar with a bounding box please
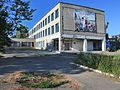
[20,42,22,47]
[59,37,61,52]
[102,37,106,51]
[30,42,32,47]
[83,39,87,52]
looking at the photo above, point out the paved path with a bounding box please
[0,51,120,90]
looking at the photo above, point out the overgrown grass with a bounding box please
[72,53,120,78]
[17,72,69,88]
[20,80,69,88]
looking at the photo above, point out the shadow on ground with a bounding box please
[0,55,86,75]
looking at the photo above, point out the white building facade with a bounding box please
[28,2,106,52]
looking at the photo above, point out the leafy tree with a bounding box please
[0,0,36,52]
[15,24,28,38]
[0,2,13,52]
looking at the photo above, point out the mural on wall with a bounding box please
[75,9,96,32]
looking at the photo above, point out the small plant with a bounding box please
[17,72,69,88]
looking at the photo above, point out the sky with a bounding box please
[23,0,120,36]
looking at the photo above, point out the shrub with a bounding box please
[73,53,120,78]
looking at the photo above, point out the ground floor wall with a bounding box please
[33,34,106,52]
[10,38,35,48]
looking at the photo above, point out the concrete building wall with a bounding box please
[61,3,105,37]
[10,38,36,48]
[27,2,106,52]
[72,40,83,51]
[29,3,61,50]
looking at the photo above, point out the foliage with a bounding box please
[17,72,69,88]
[105,22,109,31]
[72,53,120,78]
[13,24,28,38]
[0,2,12,52]
[0,0,36,52]
[109,38,120,52]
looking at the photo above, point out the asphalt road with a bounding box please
[0,51,120,90]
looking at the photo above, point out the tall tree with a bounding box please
[0,2,13,52]
[105,22,109,41]
[0,0,36,52]
[15,24,28,38]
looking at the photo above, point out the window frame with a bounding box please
[51,25,54,34]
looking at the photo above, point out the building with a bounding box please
[10,38,35,48]
[111,34,120,40]
[28,2,106,52]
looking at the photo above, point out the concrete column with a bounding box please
[83,39,87,52]
[20,42,22,47]
[102,37,106,51]
[30,42,32,47]
[59,37,61,52]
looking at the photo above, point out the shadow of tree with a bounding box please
[0,55,86,76]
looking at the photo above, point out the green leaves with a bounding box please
[0,0,36,52]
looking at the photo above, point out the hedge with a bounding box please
[72,53,120,78]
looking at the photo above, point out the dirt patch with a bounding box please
[1,71,83,90]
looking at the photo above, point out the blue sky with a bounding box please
[23,0,120,36]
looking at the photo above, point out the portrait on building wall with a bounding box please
[75,9,96,32]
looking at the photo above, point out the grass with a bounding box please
[72,53,120,78]
[114,55,120,59]
[17,72,69,88]
[20,80,69,88]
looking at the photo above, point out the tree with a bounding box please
[0,0,36,52]
[105,22,109,31]
[0,2,13,52]
[105,22,109,42]
[15,24,28,38]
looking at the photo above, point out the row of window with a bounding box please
[29,9,59,36]
[32,23,59,39]
[11,42,34,47]
[36,41,45,48]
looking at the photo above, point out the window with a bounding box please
[34,28,35,32]
[45,29,47,36]
[39,24,40,29]
[41,31,42,37]
[48,27,50,35]
[27,42,31,47]
[51,12,54,21]
[37,25,39,30]
[41,22,42,28]
[45,18,47,25]
[32,29,33,34]
[55,23,59,33]
[43,41,44,48]
[39,32,40,38]
[36,34,38,39]
[51,25,54,34]
[55,9,59,18]
[48,15,50,23]
[43,30,44,37]
[34,35,36,39]
[43,20,44,27]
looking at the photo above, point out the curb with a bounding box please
[70,62,120,79]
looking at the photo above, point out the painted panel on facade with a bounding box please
[75,9,96,32]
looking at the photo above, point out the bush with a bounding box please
[73,53,120,78]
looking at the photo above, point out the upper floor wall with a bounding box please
[29,3,61,39]
[60,2,105,37]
